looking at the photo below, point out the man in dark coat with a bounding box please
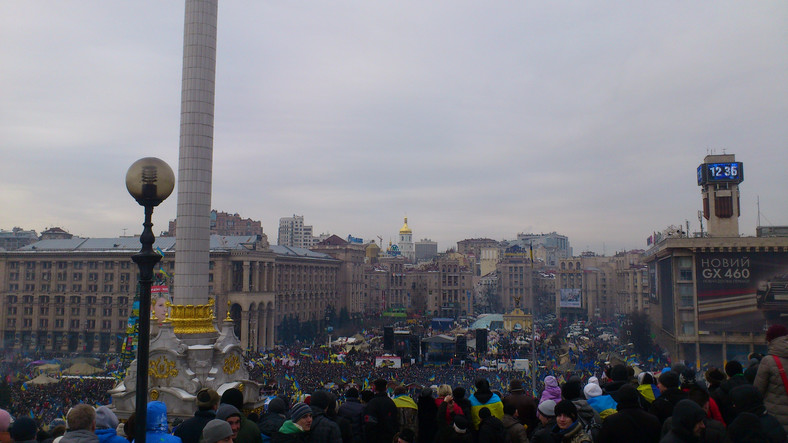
[308,391,343,443]
[658,399,705,443]
[221,388,263,443]
[362,379,399,442]
[602,365,630,402]
[530,400,556,443]
[717,360,749,424]
[476,407,505,443]
[598,385,660,443]
[502,380,537,437]
[649,371,688,425]
[258,397,288,439]
[175,388,220,443]
[337,388,364,443]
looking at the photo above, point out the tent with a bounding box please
[63,362,102,375]
[36,363,61,374]
[29,373,59,385]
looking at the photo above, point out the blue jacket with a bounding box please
[96,428,127,443]
[138,401,182,443]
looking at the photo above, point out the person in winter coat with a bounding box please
[597,384,660,443]
[637,373,662,406]
[476,408,505,443]
[220,390,261,443]
[584,383,617,420]
[530,400,556,443]
[539,376,562,405]
[199,420,233,443]
[336,389,363,443]
[754,324,788,435]
[602,365,630,402]
[649,371,688,425]
[272,403,311,443]
[726,412,772,443]
[550,400,591,443]
[502,380,537,438]
[658,399,705,443]
[362,379,399,443]
[216,405,243,443]
[95,407,127,443]
[307,391,342,443]
[258,398,288,440]
[500,403,528,443]
[139,401,182,443]
[451,388,471,422]
[175,389,220,443]
[416,388,438,443]
[730,384,788,443]
[10,418,40,443]
[469,379,504,431]
[561,379,601,427]
[392,386,418,437]
[323,393,352,443]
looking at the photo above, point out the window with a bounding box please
[682,321,695,335]
[39,306,49,315]
[102,320,112,330]
[9,273,18,281]
[23,307,33,315]
[678,283,694,307]
[70,296,81,304]
[88,273,98,281]
[104,261,114,269]
[24,284,35,291]
[104,273,114,282]
[57,261,67,269]
[121,261,130,269]
[23,319,32,328]
[119,284,130,292]
[88,261,98,269]
[102,296,112,305]
[23,295,33,303]
[119,308,128,317]
[88,284,98,292]
[118,320,126,329]
[73,272,82,281]
[9,262,19,270]
[70,319,80,329]
[42,272,51,281]
[86,296,96,304]
[42,262,52,269]
[120,273,130,283]
[86,319,96,329]
[71,307,80,315]
[40,284,50,292]
[103,284,113,292]
[103,308,112,316]
[57,272,66,281]
[25,271,35,280]
[73,262,83,270]
[57,284,66,292]
[26,262,36,270]
[6,307,16,315]
[72,284,82,292]
[55,319,64,328]
[39,295,49,304]
[119,297,128,305]
[39,319,48,328]
[87,307,96,316]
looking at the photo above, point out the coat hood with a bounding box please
[769,335,788,358]
[671,399,706,437]
[730,384,766,416]
[146,401,169,433]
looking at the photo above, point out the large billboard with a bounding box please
[560,288,582,308]
[696,252,788,332]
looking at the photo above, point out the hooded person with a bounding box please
[272,403,311,443]
[725,412,771,443]
[501,402,528,443]
[175,389,220,443]
[141,401,181,443]
[337,388,364,443]
[469,378,504,431]
[531,400,556,443]
[476,407,505,443]
[602,365,629,402]
[362,379,399,443]
[258,398,287,439]
[649,371,688,425]
[730,384,787,443]
[597,384,660,443]
[95,407,126,443]
[754,324,788,434]
[416,387,438,443]
[658,399,706,443]
[584,383,618,420]
[637,373,662,405]
[551,400,591,443]
[539,376,562,405]
[199,420,233,443]
[220,389,261,443]
[502,379,537,437]
[216,405,243,443]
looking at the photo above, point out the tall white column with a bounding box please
[175,0,218,305]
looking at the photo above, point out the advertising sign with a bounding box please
[696,252,788,332]
[560,288,582,308]
[375,355,402,368]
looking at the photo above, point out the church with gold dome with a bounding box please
[398,217,415,262]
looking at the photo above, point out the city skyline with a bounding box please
[2,2,787,254]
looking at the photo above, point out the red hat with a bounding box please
[767,324,788,343]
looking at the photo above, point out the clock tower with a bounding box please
[698,154,743,237]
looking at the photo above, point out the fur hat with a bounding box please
[95,406,119,430]
[766,324,788,343]
[10,417,38,442]
[201,419,233,443]
[289,402,312,423]
[197,389,220,409]
[554,400,578,421]
[537,400,556,418]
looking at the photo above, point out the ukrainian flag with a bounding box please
[637,384,661,403]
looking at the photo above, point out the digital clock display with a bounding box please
[707,162,742,181]
[698,161,743,185]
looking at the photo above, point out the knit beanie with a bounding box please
[537,400,556,418]
[659,371,680,389]
[215,404,241,421]
[561,380,583,401]
[725,361,743,377]
[267,397,287,415]
[220,388,244,410]
[766,324,788,343]
[311,391,332,410]
[554,400,578,421]
[587,377,599,386]
[95,406,119,430]
[289,402,312,423]
[610,364,628,382]
[584,383,603,399]
[201,419,233,443]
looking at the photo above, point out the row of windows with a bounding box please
[7,261,134,270]
[7,283,132,293]
[5,318,125,330]
[6,295,129,305]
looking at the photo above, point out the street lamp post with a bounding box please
[125,158,175,443]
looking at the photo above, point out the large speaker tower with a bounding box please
[476,328,488,355]
[455,335,467,361]
[383,326,394,351]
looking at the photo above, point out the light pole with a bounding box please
[125,157,174,443]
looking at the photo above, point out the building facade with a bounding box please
[277,215,317,248]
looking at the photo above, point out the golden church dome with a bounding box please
[399,217,412,235]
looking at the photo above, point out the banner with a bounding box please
[375,356,402,368]
[560,288,581,308]
[695,252,788,332]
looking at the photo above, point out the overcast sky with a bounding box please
[2,1,786,254]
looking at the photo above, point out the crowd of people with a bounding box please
[2,322,788,443]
